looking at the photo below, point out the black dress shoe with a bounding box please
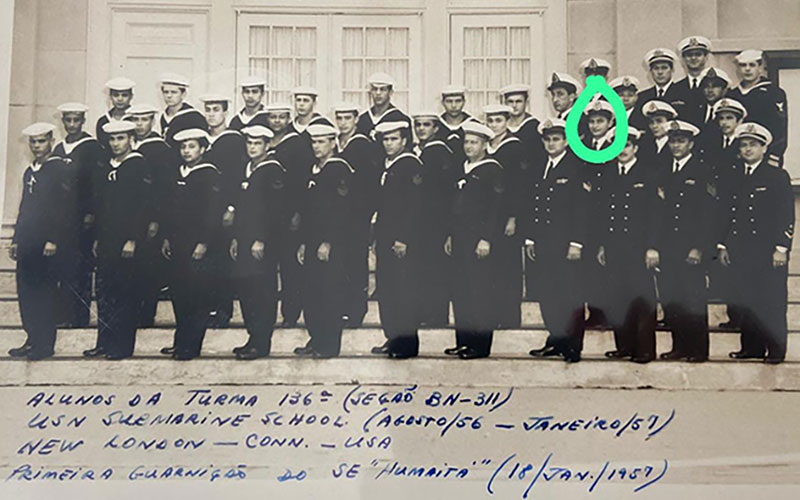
[444,346,466,356]
[173,352,199,361]
[311,350,337,359]
[541,347,563,357]
[160,346,175,356]
[605,350,632,359]
[728,350,764,360]
[105,352,133,360]
[8,344,33,358]
[660,350,686,361]
[83,346,106,358]
[388,351,417,359]
[563,351,581,363]
[458,348,489,360]
[717,320,739,330]
[529,345,558,357]
[235,347,270,360]
[232,342,252,355]
[294,345,315,357]
[764,357,784,365]
[686,356,707,363]
[26,350,54,361]
[371,341,389,355]
[631,355,655,364]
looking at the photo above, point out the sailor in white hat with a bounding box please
[97,77,136,148]
[159,73,206,147]
[357,73,412,140]
[546,72,585,140]
[439,85,475,160]
[579,58,612,81]
[583,100,615,150]
[290,86,333,135]
[610,76,645,130]
[698,68,732,125]
[641,100,679,164]
[227,76,268,131]
[675,36,714,126]
[499,84,545,171]
[638,48,679,117]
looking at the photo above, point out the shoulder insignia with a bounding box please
[336,179,349,197]
[412,173,423,186]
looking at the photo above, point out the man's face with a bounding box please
[702,81,726,103]
[161,85,185,106]
[463,134,487,161]
[668,134,694,159]
[617,140,638,163]
[294,95,315,117]
[414,119,439,142]
[267,112,291,134]
[649,62,674,86]
[108,132,133,157]
[204,102,227,128]
[442,95,465,116]
[619,88,637,110]
[381,130,406,157]
[179,139,205,163]
[737,60,762,84]
[486,114,509,137]
[246,137,268,160]
[550,87,575,113]
[649,115,669,138]
[335,112,357,135]
[28,133,53,161]
[717,111,741,136]
[370,85,392,106]
[311,136,336,159]
[738,137,766,164]
[588,114,611,138]
[242,86,265,108]
[131,114,155,138]
[542,132,567,156]
[110,89,133,110]
[682,49,708,72]
[61,112,85,135]
[504,93,527,117]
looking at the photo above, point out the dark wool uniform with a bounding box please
[356,106,413,142]
[635,83,683,123]
[300,157,356,357]
[227,106,269,131]
[416,139,456,326]
[451,157,505,356]
[268,131,316,325]
[163,162,222,359]
[290,113,335,137]
[96,112,128,149]
[637,135,673,174]
[719,160,794,361]
[13,156,72,358]
[338,132,381,325]
[92,152,151,357]
[508,114,546,166]
[376,152,425,356]
[593,158,659,359]
[232,157,290,355]
[672,76,707,126]
[488,134,529,328]
[728,81,789,167]
[160,103,208,149]
[205,130,247,327]
[53,133,104,327]
[439,113,476,166]
[133,133,176,326]
[651,153,714,360]
[525,150,588,360]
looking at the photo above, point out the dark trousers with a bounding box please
[303,245,346,356]
[236,269,278,353]
[417,229,450,327]
[537,248,585,356]
[279,232,303,324]
[95,256,139,357]
[495,235,522,328]
[452,237,497,356]
[138,235,165,326]
[170,259,214,358]
[60,227,93,326]
[17,255,59,356]
[709,258,743,326]
[605,249,657,359]
[657,251,709,359]
[730,246,788,360]
[343,218,371,325]
[377,241,420,356]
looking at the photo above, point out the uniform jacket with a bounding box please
[160,102,207,148]
[450,157,505,247]
[375,152,425,247]
[301,157,356,253]
[163,161,222,259]
[228,105,269,131]
[728,80,789,163]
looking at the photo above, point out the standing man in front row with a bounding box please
[8,123,71,360]
[719,123,793,364]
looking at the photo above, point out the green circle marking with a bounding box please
[565,75,629,163]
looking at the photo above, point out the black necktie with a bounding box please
[723,136,729,149]
[746,165,752,176]
[657,88,664,98]
[544,159,554,179]
[692,78,698,90]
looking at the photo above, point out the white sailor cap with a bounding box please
[411,111,442,121]
[547,72,583,93]
[678,35,712,54]
[292,86,318,97]
[609,76,640,91]
[461,121,494,140]
[332,102,360,114]
[735,49,764,64]
[441,85,466,97]
[700,67,731,87]
[644,48,678,67]
[583,99,614,117]
[22,122,57,137]
[264,103,292,114]
[609,125,643,142]
[199,94,232,104]
[579,58,612,73]
[482,104,514,116]
[102,120,137,134]
[734,122,772,146]
[241,125,274,139]
[499,84,530,97]
[239,75,267,88]
[643,100,678,119]
[374,121,409,135]
[173,128,210,142]
[126,104,160,116]
[537,118,567,136]
[57,102,89,114]
[306,124,338,138]
[666,120,700,137]
[105,77,136,91]
[712,98,747,120]
[367,72,395,87]
[160,73,190,88]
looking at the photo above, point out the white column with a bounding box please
[0,0,17,227]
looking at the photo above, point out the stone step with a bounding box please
[1,327,799,361]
